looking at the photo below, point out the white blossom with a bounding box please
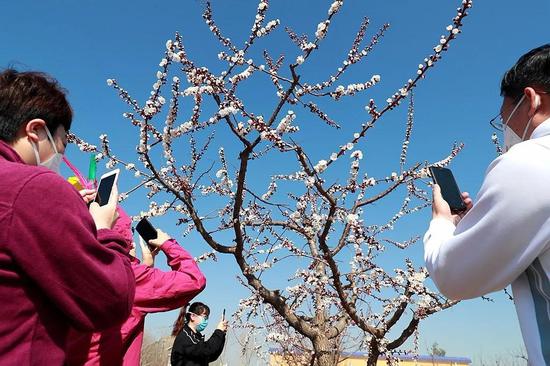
[350,150,363,159]
[314,159,328,173]
[315,21,330,39]
[301,42,317,51]
[328,1,343,15]
[346,213,359,224]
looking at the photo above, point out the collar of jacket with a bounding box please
[184,324,204,341]
[530,117,550,139]
[0,140,25,164]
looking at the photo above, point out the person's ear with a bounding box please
[524,87,541,118]
[24,119,46,143]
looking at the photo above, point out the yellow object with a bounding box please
[269,352,471,366]
[67,176,84,191]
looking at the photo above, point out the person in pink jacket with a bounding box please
[68,208,206,365]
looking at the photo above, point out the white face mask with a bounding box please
[31,127,64,174]
[503,125,522,152]
[502,95,536,152]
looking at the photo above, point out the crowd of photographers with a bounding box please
[1,43,550,365]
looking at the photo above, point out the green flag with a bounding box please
[88,155,97,183]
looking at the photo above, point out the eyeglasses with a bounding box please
[189,312,208,320]
[489,113,504,132]
[489,91,548,131]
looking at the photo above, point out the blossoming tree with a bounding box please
[71,1,473,365]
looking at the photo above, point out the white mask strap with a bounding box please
[503,94,526,128]
[521,116,534,140]
[520,96,540,140]
[31,140,41,165]
[44,126,59,154]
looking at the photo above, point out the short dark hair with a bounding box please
[501,44,550,100]
[0,69,72,143]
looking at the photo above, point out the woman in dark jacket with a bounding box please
[171,302,228,366]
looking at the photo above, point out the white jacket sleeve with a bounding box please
[424,143,550,300]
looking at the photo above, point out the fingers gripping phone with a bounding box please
[94,169,120,206]
[135,218,158,251]
[429,166,467,214]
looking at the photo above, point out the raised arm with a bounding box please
[132,236,206,313]
[424,146,550,299]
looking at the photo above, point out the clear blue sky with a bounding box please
[2,0,549,363]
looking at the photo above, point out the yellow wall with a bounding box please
[270,354,470,366]
[342,357,468,366]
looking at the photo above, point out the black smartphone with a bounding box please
[94,169,120,206]
[222,309,225,320]
[135,218,158,244]
[429,166,467,214]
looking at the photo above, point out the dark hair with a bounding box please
[171,302,210,336]
[0,69,72,143]
[501,44,550,100]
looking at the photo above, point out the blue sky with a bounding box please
[2,0,550,363]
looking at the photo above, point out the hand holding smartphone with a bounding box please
[217,310,228,332]
[94,169,120,206]
[135,218,158,252]
[429,166,467,214]
[88,169,120,230]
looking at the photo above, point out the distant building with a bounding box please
[269,349,471,366]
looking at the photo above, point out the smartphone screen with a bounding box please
[136,218,158,243]
[95,173,116,206]
[429,167,467,214]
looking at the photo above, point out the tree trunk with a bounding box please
[312,335,339,366]
[366,338,380,366]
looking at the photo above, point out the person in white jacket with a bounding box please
[424,44,550,365]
